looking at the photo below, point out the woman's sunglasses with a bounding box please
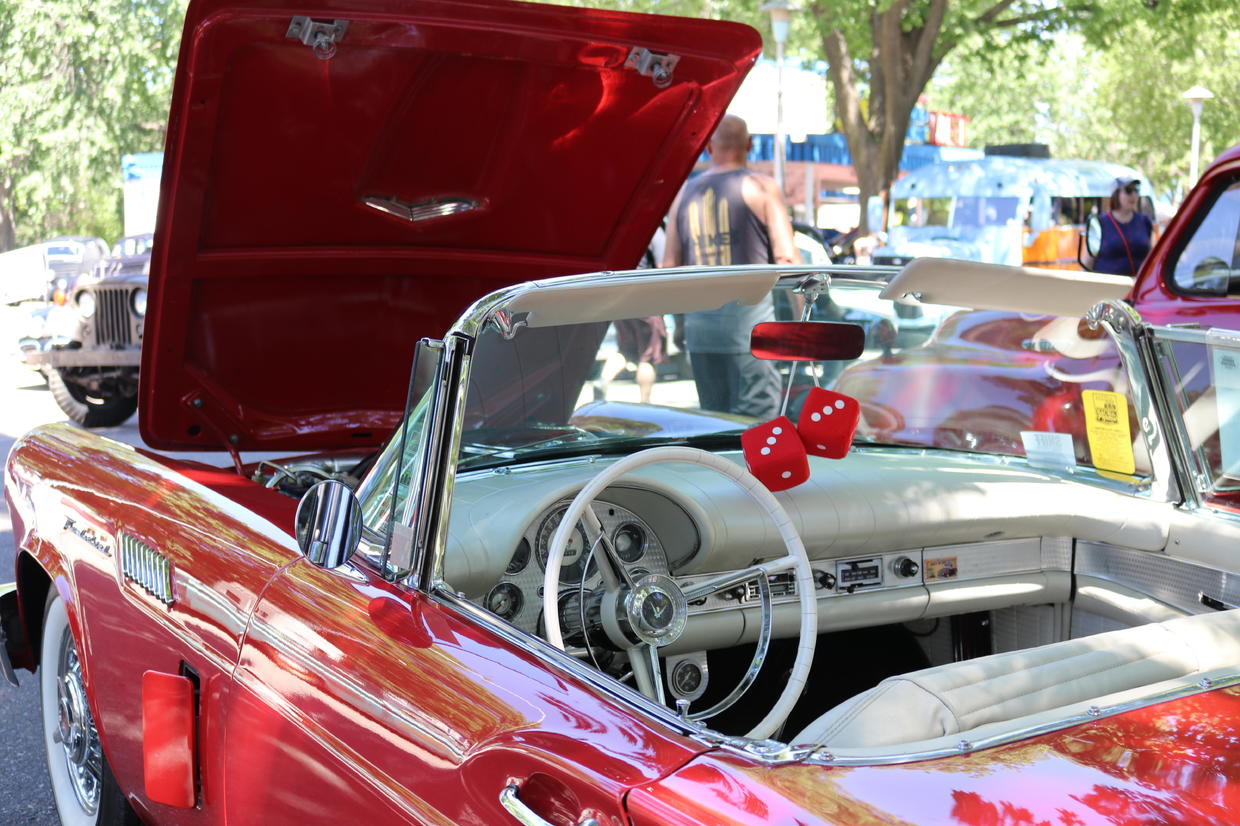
[1123,184,1140,194]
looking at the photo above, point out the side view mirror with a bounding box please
[1085,215,1102,257]
[751,321,866,361]
[295,479,362,568]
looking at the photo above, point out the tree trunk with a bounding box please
[815,0,950,236]
[0,177,16,252]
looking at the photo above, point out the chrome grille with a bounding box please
[94,287,132,346]
[119,533,174,605]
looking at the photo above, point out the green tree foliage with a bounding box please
[804,0,1238,232]
[0,0,186,250]
[932,11,1240,199]
[575,0,1230,232]
[1075,7,1239,196]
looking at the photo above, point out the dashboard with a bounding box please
[443,447,1173,659]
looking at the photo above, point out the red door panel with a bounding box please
[225,558,703,824]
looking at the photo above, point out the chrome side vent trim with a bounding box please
[119,533,174,606]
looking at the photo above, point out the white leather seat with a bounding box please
[794,609,1240,749]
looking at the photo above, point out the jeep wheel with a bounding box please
[48,369,138,428]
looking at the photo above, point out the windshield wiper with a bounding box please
[457,429,746,472]
[458,426,601,470]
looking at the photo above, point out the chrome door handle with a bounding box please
[499,784,600,826]
[1199,591,1240,611]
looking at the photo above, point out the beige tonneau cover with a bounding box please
[881,258,1133,318]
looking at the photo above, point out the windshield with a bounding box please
[892,196,1020,229]
[457,276,1149,481]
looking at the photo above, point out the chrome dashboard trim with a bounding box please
[1076,541,1240,614]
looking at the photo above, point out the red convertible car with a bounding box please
[6,1,1240,825]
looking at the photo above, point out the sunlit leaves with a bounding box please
[0,0,187,248]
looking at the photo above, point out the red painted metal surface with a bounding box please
[142,671,198,808]
[140,0,762,454]
[6,423,301,823]
[222,559,704,823]
[7,423,708,822]
[631,687,1240,824]
[1130,143,1240,327]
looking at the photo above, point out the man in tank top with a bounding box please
[661,114,797,418]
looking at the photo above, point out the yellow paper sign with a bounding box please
[1082,390,1135,475]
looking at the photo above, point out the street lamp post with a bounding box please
[1182,85,1214,186]
[761,0,794,197]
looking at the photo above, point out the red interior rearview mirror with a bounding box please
[750,321,866,361]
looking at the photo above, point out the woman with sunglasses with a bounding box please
[1083,177,1154,275]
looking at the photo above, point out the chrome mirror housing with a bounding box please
[295,479,362,568]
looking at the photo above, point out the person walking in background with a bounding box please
[594,317,667,404]
[1084,176,1154,276]
[661,114,797,418]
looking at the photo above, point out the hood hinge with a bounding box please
[286,17,349,60]
[625,47,679,89]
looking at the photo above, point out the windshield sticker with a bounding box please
[1020,431,1076,471]
[1082,390,1135,475]
[1210,340,1240,478]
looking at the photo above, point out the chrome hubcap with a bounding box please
[54,634,101,815]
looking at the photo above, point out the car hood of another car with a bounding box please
[141,0,761,452]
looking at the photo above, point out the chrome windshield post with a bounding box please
[1086,299,1178,503]
[390,333,472,589]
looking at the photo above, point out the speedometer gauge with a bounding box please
[536,508,596,584]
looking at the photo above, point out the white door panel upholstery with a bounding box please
[795,609,1240,750]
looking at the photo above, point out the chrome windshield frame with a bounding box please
[1085,299,1179,504]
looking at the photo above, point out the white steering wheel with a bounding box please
[542,446,817,740]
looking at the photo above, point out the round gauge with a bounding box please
[613,524,645,563]
[486,583,523,620]
[507,538,531,575]
[536,508,596,585]
[670,660,704,697]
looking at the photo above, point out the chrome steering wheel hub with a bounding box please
[623,575,688,646]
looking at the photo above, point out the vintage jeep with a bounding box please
[18,233,151,427]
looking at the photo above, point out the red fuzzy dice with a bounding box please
[797,387,860,459]
[741,416,809,492]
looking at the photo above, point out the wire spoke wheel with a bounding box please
[40,590,141,826]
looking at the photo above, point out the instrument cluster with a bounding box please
[483,498,671,635]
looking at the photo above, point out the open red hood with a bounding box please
[141,0,760,451]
